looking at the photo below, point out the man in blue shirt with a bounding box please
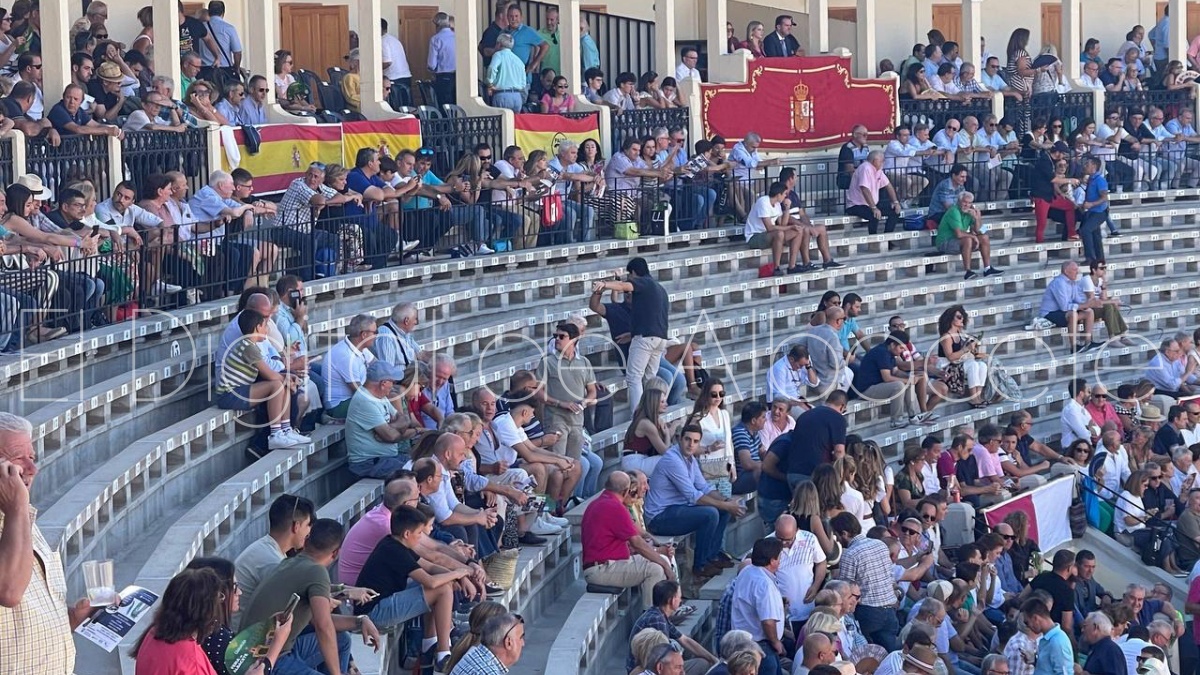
[504,4,548,86]
[654,127,716,232]
[1025,599,1074,675]
[643,425,747,580]
[190,169,264,294]
[852,330,925,428]
[1039,260,1100,352]
[410,147,493,256]
[346,147,401,268]
[1079,156,1109,265]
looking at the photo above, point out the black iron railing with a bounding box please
[610,107,690,155]
[419,115,503,176]
[490,0,655,83]
[25,134,111,195]
[121,127,211,198]
[1007,91,1097,136]
[899,98,997,134]
[0,135,14,187]
[1104,88,1194,119]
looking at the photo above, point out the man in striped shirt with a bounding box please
[731,402,766,495]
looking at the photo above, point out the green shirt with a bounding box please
[936,205,974,246]
[217,338,263,394]
[237,554,331,652]
[537,29,561,73]
[346,387,408,463]
[540,350,595,423]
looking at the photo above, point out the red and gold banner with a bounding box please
[342,117,423,165]
[220,123,344,193]
[700,56,898,150]
[513,113,601,157]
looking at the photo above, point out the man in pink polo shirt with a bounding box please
[844,150,901,235]
[971,423,1011,499]
[580,471,674,610]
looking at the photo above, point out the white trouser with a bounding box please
[626,335,667,414]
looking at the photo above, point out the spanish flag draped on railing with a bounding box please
[220,119,424,194]
[513,113,601,157]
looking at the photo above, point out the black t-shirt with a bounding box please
[1029,152,1057,201]
[757,442,792,500]
[354,536,421,615]
[629,275,668,338]
[1153,424,1185,456]
[1030,571,1074,621]
[86,79,120,112]
[479,22,504,67]
[783,405,847,475]
[602,301,632,359]
[955,454,980,485]
[852,343,895,393]
[179,16,209,57]
[1,96,25,120]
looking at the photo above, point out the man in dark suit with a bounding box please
[763,15,804,57]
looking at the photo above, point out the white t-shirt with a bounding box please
[327,338,375,408]
[381,33,412,80]
[744,195,781,240]
[774,530,826,621]
[490,159,520,203]
[489,412,526,465]
[1114,490,1147,533]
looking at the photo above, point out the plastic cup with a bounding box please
[82,559,117,606]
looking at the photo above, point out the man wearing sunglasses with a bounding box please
[239,74,269,125]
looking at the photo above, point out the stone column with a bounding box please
[1169,0,1187,72]
[856,0,877,79]
[657,0,676,80]
[453,0,513,146]
[961,0,983,69]
[152,0,180,95]
[357,0,401,119]
[1062,0,1083,81]
[559,0,582,83]
[808,0,829,55]
[706,0,726,71]
[39,0,71,103]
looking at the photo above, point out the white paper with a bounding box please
[75,585,159,652]
[987,156,1002,170]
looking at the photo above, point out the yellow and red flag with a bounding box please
[513,113,600,157]
[342,118,423,165]
[221,123,344,193]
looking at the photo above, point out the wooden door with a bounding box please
[1156,2,1200,39]
[1041,4,1062,55]
[398,7,440,83]
[931,5,962,46]
[280,4,350,77]
[580,5,608,12]
[829,9,858,23]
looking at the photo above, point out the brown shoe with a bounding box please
[711,557,736,569]
[694,563,722,578]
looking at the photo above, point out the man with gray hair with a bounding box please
[374,301,422,368]
[421,353,458,428]
[1145,338,1197,400]
[427,13,456,105]
[580,471,673,609]
[486,33,526,113]
[0,413,94,672]
[346,361,423,478]
[637,642,686,675]
[1081,611,1123,675]
[1039,260,1100,353]
[548,139,598,241]
[151,75,198,126]
[325,314,380,418]
[123,91,187,133]
[935,190,1001,279]
[449,611,525,674]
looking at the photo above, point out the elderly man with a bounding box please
[1137,108,1183,190]
[1145,339,1197,400]
[937,191,1001,279]
[345,361,422,478]
[448,612,525,675]
[324,313,379,419]
[486,33,526,112]
[1080,612,1124,675]
[47,84,122,139]
[972,113,1016,200]
[0,413,96,672]
[428,432,502,558]
[831,511,900,651]
[1040,261,1101,352]
[547,140,597,241]
[425,13,455,106]
[275,162,350,280]
[179,51,202,97]
[123,92,186,132]
[190,169,275,295]
[151,75,197,126]
[645,424,745,580]
[580,471,673,609]
[772,514,827,628]
[627,580,718,674]
[729,132,781,217]
[374,302,422,368]
[845,150,901,235]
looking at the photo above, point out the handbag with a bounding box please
[539,194,563,228]
[614,221,638,240]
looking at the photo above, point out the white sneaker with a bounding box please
[268,431,304,449]
[530,517,561,536]
[401,240,420,253]
[476,243,494,255]
[153,280,183,295]
[544,514,569,528]
[284,429,312,444]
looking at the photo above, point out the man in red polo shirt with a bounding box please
[580,471,674,610]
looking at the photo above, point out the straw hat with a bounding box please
[15,173,52,200]
[1138,404,1166,424]
[97,61,123,83]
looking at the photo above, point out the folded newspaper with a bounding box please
[74,585,159,652]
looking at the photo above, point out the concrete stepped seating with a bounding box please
[317,478,385,528]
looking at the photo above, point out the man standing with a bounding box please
[580,471,673,609]
[541,322,597,464]
[763,15,803,57]
[644,425,745,580]
[379,19,412,100]
[731,538,788,675]
[1174,489,1200,571]
[199,1,242,81]
[536,8,561,74]
[1028,550,1077,636]
[772,515,827,628]
[504,4,548,85]
[427,13,456,105]
[770,391,848,488]
[448,612,526,675]
[592,257,668,414]
[831,511,900,651]
[1024,599,1073,675]
[0,413,94,673]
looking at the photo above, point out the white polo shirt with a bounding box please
[327,338,375,409]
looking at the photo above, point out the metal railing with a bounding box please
[1104,88,1194,118]
[419,115,503,177]
[0,135,14,187]
[610,107,690,155]
[1010,91,1097,136]
[490,0,655,81]
[899,98,997,134]
[25,134,111,195]
[121,127,211,198]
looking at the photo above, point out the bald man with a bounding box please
[430,433,503,559]
[581,470,674,610]
[794,632,837,675]
[772,514,828,631]
[215,291,273,374]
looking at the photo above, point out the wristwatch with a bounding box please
[355,614,367,630]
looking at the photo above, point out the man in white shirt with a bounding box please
[932,121,962,169]
[1163,109,1200,189]
[771,515,827,626]
[745,181,803,276]
[1061,378,1099,448]
[972,114,1014,201]
[426,433,502,556]
[731,538,788,672]
[676,47,702,83]
[1097,430,1131,497]
[380,18,412,91]
[929,63,962,97]
[1079,61,1105,90]
[547,140,598,242]
[885,125,931,204]
[1141,107,1182,190]
[768,345,818,416]
[910,123,948,171]
[325,314,379,418]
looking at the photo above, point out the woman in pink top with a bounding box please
[133,568,270,675]
[844,150,901,234]
[540,75,576,114]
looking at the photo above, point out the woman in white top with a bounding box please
[836,456,874,529]
[1115,468,1150,535]
[688,379,736,496]
[1078,259,1130,343]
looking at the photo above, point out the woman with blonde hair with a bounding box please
[790,480,836,557]
[622,377,672,476]
[688,378,736,496]
[835,456,873,529]
[628,627,669,675]
[854,440,892,522]
[740,21,766,58]
[316,162,368,273]
[130,6,155,60]
[185,80,227,125]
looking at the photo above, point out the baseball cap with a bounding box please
[365,360,403,383]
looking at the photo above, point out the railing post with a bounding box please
[5,128,26,180]
[989,91,1006,126]
[106,134,123,195]
[682,78,703,155]
[1091,88,1106,124]
[204,124,223,184]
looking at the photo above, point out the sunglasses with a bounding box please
[1001,534,1014,540]
[479,155,493,160]
[711,391,725,398]
[417,148,435,157]
[921,514,936,521]
[947,126,960,131]
[504,614,525,641]
[554,333,569,340]
[901,527,921,535]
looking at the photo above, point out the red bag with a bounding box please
[541,194,564,228]
[758,264,776,278]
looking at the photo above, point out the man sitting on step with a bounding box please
[626,580,718,675]
[580,470,674,611]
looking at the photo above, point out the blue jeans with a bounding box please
[759,497,788,529]
[492,91,524,113]
[657,357,686,406]
[274,629,351,675]
[954,657,982,675]
[487,205,523,243]
[368,583,430,631]
[648,504,730,571]
[558,199,595,242]
[757,640,784,675]
[349,454,411,479]
[854,604,900,652]
[574,449,603,498]
[1080,210,1106,263]
[668,184,716,231]
[451,204,492,243]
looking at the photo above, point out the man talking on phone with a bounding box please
[274,275,323,432]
